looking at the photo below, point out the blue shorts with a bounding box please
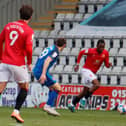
[33,70,56,87]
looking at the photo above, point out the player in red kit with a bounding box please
[68,39,112,112]
[0,5,34,123]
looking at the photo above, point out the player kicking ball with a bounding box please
[33,38,66,116]
[68,39,112,112]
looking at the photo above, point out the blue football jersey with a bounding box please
[33,45,59,76]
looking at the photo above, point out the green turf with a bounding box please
[0,107,125,126]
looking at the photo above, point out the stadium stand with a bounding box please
[1,0,126,86]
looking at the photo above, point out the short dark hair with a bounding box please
[19,5,33,20]
[55,38,66,47]
[97,39,105,46]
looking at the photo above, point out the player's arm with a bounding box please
[74,49,87,72]
[26,44,32,71]
[25,31,34,71]
[0,28,5,62]
[39,56,52,84]
[104,51,112,68]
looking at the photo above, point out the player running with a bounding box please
[33,38,66,116]
[68,39,112,112]
[0,5,34,123]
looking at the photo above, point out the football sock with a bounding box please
[15,88,28,110]
[85,90,93,99]
[47,90,59,107]
[72,96,80,106]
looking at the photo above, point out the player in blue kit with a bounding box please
[33,38,66,116]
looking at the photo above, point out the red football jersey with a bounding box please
[77,48,110,73]
[0,20,34,66]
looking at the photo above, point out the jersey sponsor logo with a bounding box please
[52,52,58,58]
[102,54,105,58]
[32,34,34,41]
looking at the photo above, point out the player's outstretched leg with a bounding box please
[68,96,81,112]
[43,90,60,116]
[11,88,27,123]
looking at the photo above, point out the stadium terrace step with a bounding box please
[32,27,52,31]
[48,10,76,14]
[62,0,79,3]
[55,4,77,10]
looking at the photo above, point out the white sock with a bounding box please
[14,109,19,114]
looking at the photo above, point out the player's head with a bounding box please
[55,38,66,51]
[19,5,33,21]
[96,39,105,53]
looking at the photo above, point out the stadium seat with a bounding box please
[56,13,65,21]
[70,48,80,56]
[75,38,83,48]
[39,30,49,38]
[48,30,59,38]
[63,22,71,30]
[60,47,71,56]
[120,76,126,85]
[121,67,126,75]
[87,4,94,13]
[59,56,67,65]
[50,65,56,73]
[32,56,38,65]
[109,48,118,56]
[38,39,45,48]
[74,13,84,21]
[116,57,124,66]
[34,31,40,38]
[101,66,112,74]
[64,65,73,73]
[96,4,103,11]
[68,56,76,65]
[54,22,61,30]
[110,75,118,85]
[111,66,122,75]
[122,39,126,48]
[83,13,92,20]
[65,13,74,21]
[100,75,108,85]
[118,48,126,56]
[47,39,54,46]
[33,47,43,56]
[104,39,111,49]
[71,74,79,84]
[84,39,92,48]
[54,65,64,73]
[112,38,120,48]
[78,5,86,13]
[66,38,73,48]
[109,57,114,66]
[52,74,59,82]
[80,57,85,66]
[97,65,103,75]
[61,74,69,84]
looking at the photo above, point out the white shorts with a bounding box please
[81,68,97,88]
[0,63,29,83]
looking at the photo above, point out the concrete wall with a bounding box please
[0,0,60,31]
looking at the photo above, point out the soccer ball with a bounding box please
[117,104,126,114]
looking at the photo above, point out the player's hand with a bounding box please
[108,62,112,67]
[74,64,79,72]
[28,64,32,72]
[39,74,47,84]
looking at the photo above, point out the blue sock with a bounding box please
[47,90,58,107]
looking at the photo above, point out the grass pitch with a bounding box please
[0,107,125,126]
